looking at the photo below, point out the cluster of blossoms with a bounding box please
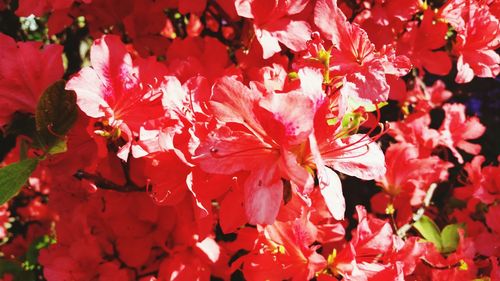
[0,0,498,280]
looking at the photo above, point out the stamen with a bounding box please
[208,146,276,159]
[318,102,390,160]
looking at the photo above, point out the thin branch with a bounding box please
[74,169,145,193]
[397,183,438,237]
[421,258,462,270]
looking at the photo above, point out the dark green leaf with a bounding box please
[35,80,77,150]
[5,112,37,139]
[24,235,56,270]
[0,158,39,204]
[0,259,35,281]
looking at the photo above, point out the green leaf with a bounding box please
[0,259,35,281]
[414,215,443,252]
[0,158,39,204]
[47,139,68,155]
[35,80,77,150]
[5,113,37,139]
[340,112,364,136]
[327,117,338,126]
[441,224,463,254]
[24,235,56,270]
[347,97,388,113]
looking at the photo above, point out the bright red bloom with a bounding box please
[454,155,500,206]
[376,142,451,201]
[314,0,411,102]
[194,74,317,224]
[438,103,485,163]
[122,0,171,56]
[371,142,451,225]
[423,229,478,280]
[397,9,452,76]
[166,36,232,83]
[2,1,500,280]
[235,0,312,59]
[452,4,500,83]
[236,216,327,280]
[195,66,387,225]
[406,79,453,111]
[389,112,440,157]
[0,33,63,127]
[66,35,168,160]
[324,206,413,280]
[366,0,420,26]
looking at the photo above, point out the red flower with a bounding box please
[454,156,500,206]
[397,9,452,76]
[314,0,410,102]
[452,4,500,83]
[66,35,168,160]
[0,33,63,127]
[194,74,317,224]
[235,0,312,59]
[238,216,327,280]
[438,103,485,164]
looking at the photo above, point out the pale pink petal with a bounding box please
[265,18,312,53]
[314,0,346,44]
[455,55,475,83]
[318,165,345,220]
[66,67,109,118]
[195,237,220,263]
[90,35,137,102]
[194,126,279,174]
[255,26,282,59]
[234,0,254,18]
[186,172,209,218]
[280,149,314,194]
[257,91,316,146]
[210,76,263,131]
[323,135,387,180]
[244,167,283,225]
[309,134,345,220]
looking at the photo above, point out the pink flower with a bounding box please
[453,4,500,83]
[397,9,452,76]
[66,35,168,160]
[438,103,485,163]
[235,0,312,59]
[194,75,317,224]
[314,0,410,102]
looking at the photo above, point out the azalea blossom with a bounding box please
[313,0,411,102]
[235,0,312,59]
[0,33,63,127]
[195,68,386,224]
[452,3,500,83]
[0,0,499,280]
[66,35,168,160]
